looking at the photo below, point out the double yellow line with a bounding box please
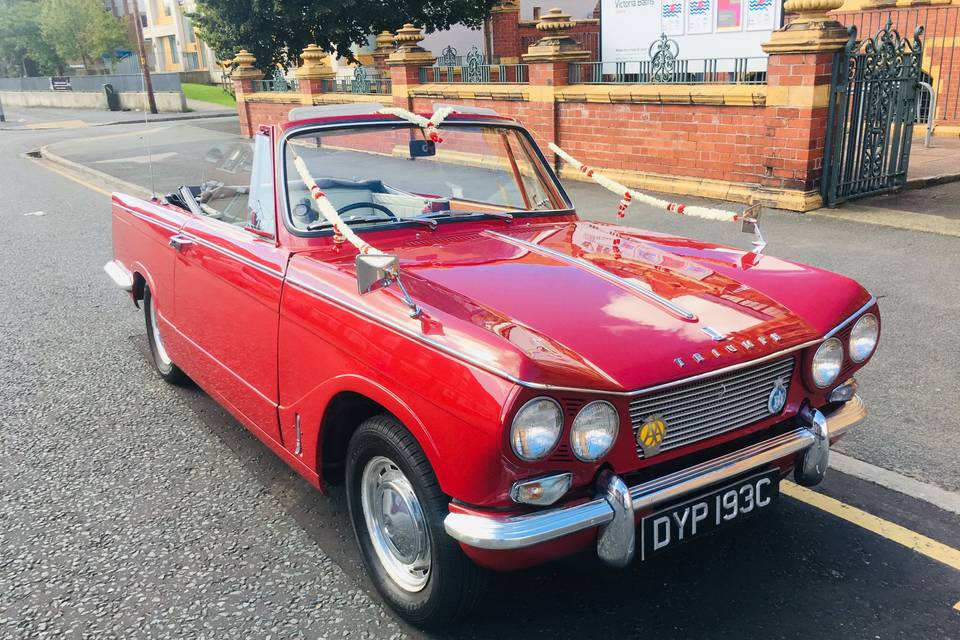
[783,483,960,612]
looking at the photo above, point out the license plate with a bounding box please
[641,470,780,560]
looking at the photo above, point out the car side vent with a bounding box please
[404,233,479,247]
[550,443,575,462]
[561,398,587,418]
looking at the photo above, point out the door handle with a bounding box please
[169,234,194,251]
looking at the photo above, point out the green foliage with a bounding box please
[0,0,64,75]
[182,82,237,107]
[191,0,496,72]
[39,0,129,68]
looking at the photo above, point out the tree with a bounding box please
[39,0,129,69]
[0,0,63,76]
[191,0,496,72]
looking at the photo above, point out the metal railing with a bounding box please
[250,77,299,92]
[419,64,529,84]
[568,57,767,85]
[917,80,937,148]
[321,76,392,95]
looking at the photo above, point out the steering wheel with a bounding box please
[337,201,397,221]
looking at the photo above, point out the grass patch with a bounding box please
[182,83,236,108]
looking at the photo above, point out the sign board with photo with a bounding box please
[601,0,782,61]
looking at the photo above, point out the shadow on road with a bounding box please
[131,336,959,640]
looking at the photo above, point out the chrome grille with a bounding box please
[630,357,795,457]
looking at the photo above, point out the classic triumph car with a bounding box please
[104,104,878,627]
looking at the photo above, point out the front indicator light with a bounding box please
[812,337,843,388]
[570,401,619,462]
[510,473,573,506]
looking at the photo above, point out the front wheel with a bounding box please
[143,285,187,385]
[345,415,487,628]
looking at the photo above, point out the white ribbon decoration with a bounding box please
[291,152,378,254]
[549,143,742,223]
[378,106,456,143]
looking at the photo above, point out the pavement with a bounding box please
[0,105,237,131]
[907,136,960,186]
[1,107,959,638]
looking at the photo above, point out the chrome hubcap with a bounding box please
[149,295,172,367]
[360,456,431,592]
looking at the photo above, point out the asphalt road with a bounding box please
[1,110,959,638]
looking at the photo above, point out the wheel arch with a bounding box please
[314,376,439,489]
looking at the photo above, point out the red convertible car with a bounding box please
[105,104,878,627]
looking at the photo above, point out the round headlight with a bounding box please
[849,313,878,363]
[570,401,619,462]
[812,337,843,388]
[510,397,563,461]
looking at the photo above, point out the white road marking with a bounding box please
[94,151,178,165]
[23,211,48,216]
[830,451,960,515]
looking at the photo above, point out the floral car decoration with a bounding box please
[104,103,879,628]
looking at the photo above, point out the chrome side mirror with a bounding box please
[740,203,766,255]
[355,254,422,318]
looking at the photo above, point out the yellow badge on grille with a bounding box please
[637,416,667,457]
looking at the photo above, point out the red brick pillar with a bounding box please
[758,0,848,210]
[296,43,335,100]
[521,9,591,163]
[491,1,521,63]
[231,50,263,137]
[387,24,433,110]
[372,31,395,75]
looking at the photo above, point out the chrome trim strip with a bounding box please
[285,275,531,388]
[484,230,698,321]
[115,202,284,279]
[444,396,867,551]
[287,274,877,397]
[103,260,134,292]
[823,297,879,339]
[115,202,182,234]
[186,234,285,279]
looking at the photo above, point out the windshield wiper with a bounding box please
[416,210,514,223]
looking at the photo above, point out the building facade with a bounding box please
[104,0,222,80]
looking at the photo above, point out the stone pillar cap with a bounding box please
[522,7,591,62]
[296,43,335,79]
[388,23,435,65]
[762,0,850,53]
[231,49,264,79]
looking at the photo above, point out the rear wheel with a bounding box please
[143,285,187,385]
[345,414,487,628]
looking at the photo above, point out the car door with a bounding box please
[171,128,288,442]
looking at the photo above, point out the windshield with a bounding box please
[282,122,570,232]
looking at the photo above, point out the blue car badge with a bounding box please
[768,379,787,414]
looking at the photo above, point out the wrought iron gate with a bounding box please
[822,20,925,206]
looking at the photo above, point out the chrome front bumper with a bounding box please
[444,395,867,566]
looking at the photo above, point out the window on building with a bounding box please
[183,52,199,70]
[139,12,147,27]
[167,36,179,63]
[163,0,172,17]
[182,16,196,42]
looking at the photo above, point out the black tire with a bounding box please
[345,414,488,628]
[143,285,187,385]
